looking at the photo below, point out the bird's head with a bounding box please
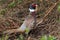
[29,4,38,15]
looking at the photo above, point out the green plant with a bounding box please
[48,35,56,40]
[57,3,60,12]
[57,18,60,22]
[0,34,24,40]
[1,34,9,40]
[18,34,24,40]
[0,8,7,15]
[17,0,23,4]
[40,35,56,40]
[8,1,16,8]
[57,5,60,11]
[25,27,30,34]
[40,35,47,40]
[17,27,30,40]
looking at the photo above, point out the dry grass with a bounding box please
[0,0,60,40]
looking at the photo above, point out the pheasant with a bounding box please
[3,3,38,35]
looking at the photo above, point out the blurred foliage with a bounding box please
[18,34,24,40]
[0,8,7,16]
[8,0,23,8]
[1,34,9,40]
[0,34,24,40]
[17,0,23,4]
[48,35,56,40]
[40,35,56,40]
[57,2,60,22]
[40,35,47,40]
[25,27,30,34]
[0,0,7,4]
[8,1,16,8]
[57,18,60,22]
[57,2,60,12]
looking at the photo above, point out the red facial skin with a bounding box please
[32,4,36,8]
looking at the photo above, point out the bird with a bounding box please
[3,3,38,35]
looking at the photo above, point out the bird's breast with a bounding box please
[18,21,27,31]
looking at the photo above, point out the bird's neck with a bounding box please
[31,12,36,18]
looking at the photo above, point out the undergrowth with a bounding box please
[40,35,56,40]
